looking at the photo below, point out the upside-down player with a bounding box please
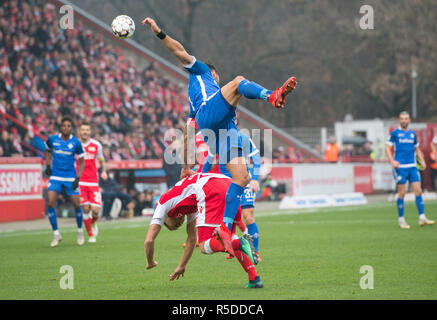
[78,123,108,243]
[142,17,296,255]
[144,173,263,288]
[44,116,85,247]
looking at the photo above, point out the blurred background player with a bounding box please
[142,17,296,254]
[145,172,262,288]
[44,116,86,247]
[385,111,434,229]
[78,123,108,243]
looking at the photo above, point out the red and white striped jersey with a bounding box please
[78,138,104,186]
[150,173,231,227]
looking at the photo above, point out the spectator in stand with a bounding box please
[100,171,135,220]
[324,136,340,163]
[0,130,16,156]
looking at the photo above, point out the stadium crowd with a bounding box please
[0,0,188,161]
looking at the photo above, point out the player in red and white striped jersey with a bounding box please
[78,123,108,243]
[145,172,263,288]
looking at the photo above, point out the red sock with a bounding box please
[234,248,258,281]
[207,237,225,252]
[83,217,94,236]
[237,220,246,233]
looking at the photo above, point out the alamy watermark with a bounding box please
[359,5,374,30]
[59,5,74,30]
[59,265,74,290]
[359,265,374,289]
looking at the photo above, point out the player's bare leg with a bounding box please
[411,182,435,226]
[47,191,62,247]
[71,195,85,245]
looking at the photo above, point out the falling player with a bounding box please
[385,111,435,229]
[144,172,263,288]
[142,17,296,254]
[78,123,108,243]
[44,116,86,247]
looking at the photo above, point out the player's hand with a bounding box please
[169,266,185,281]
[44,165,51,176]
[100,171,108,181]
[420,162,427,171]
[249,180,260,193]
[390,160,400,168]
[72,177,80,190]
[146,260,158,270]
[180,167,195,180]
[141,17,160,34]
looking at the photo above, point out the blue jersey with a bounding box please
[45,134,85,180]
[184,56,220,118]
[386,128,419,168]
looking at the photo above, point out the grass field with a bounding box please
[1,201,437,300]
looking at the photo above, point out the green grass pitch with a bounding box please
[1,201,436,300]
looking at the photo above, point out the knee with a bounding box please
[398,190,406,198]
[233,76,246,89]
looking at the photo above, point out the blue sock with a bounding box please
[223,183,245,230]
[238,79,272,101]
[75,207,83,229]
[397,198,404,218]
[415,195,425,215]
[247,222,260,252]
[48,207,58,231]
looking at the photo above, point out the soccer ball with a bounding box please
[111,15,135,39]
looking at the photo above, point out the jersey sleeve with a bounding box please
[414,133,419,147]
[385,131,395,146]
[45,135,54,150]
[183,56,211,75]
[96,141,104,161]
[75,139,85,158]
[150,202,168,227]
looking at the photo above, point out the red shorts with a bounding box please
[80,185,102,207]
[197,207,242,243]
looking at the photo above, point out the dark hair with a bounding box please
[61,116,73,125]
[206,62,217,73]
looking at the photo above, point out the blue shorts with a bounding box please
[195,90,242,164]
[241,186,256,209]
[393,167,421,185]
[47,179,80,196]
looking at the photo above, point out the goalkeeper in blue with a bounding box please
[44,116,86,247]
[385,111,434,229]
[202,124,262,263]
[142,17,296,255]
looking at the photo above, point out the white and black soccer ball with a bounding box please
[111,15,135,39]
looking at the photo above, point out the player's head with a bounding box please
[206,62,219,85]
[60,116,73,136]
[399,111,410,129]
[163,216,185,231]
[79,122,91,141]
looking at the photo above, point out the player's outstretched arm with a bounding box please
[141,17,193,66]
[169,220,197,281]
[145,224,161,269]
[416,147,426,170]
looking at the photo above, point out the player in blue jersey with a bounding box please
[385,111,435,229]
[44,116,86,247]
[202,120,262,262]
[142,17,297,255]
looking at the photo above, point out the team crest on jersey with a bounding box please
[410,133,414,138]
[68,143,73,149]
